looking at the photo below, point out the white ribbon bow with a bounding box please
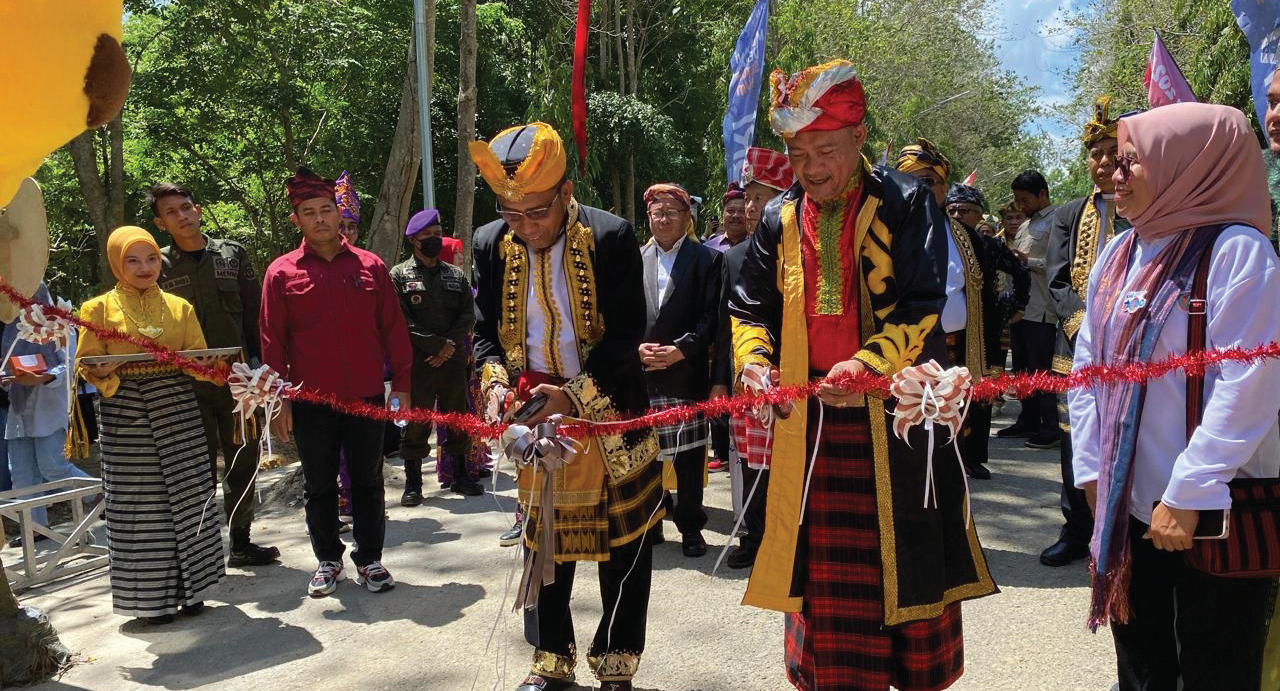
[740,362,777,426]
[14,299,75,349]
[890,360,974,526]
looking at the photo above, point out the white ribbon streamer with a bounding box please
[890,360,974,527]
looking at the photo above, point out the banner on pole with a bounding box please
[1143,32,1197,108]
[1234,0,1280,145]
[722,0,771,185]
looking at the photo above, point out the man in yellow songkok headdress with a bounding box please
[729,59,997,691]
[469,122,661,691]
[1041,95,1130,569]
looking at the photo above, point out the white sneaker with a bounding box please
[355,561,395,593]
[308,560,344,597]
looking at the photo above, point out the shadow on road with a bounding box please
[116,604,322,689]
[321,579,485,627]
[981,547,1091,589]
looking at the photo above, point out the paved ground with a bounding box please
[9,404,1123,691]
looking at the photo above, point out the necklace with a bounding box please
[113,288,166,340]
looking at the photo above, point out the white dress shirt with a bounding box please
[941,225,967,333]
[654,235,686,309]
[524,232,582,378]
[1070,225,1280,522]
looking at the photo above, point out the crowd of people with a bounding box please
[1,58,1278,691]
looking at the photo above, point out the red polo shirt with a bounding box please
[260,238,412,399]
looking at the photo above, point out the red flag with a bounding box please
[571,0,591,174]
[1143,32,1197,108]
[962,170,976,186]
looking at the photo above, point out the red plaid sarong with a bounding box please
[730,414,772,470]
[784,405,964,691]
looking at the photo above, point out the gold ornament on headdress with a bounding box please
[468,122,567,203]
[1082,95,1119,148]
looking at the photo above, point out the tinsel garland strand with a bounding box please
[11,282,1280,440]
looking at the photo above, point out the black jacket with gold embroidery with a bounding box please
[726,160,997,622]
[472,201,657,481]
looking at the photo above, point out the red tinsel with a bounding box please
[11,281,1280,441]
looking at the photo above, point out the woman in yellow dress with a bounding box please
[77,226,225,624]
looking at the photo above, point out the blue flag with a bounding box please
[1234,0,1280,143]
[722,0,771,185]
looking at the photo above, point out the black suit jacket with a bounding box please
[712,240,751,388]
[641,237,722,400]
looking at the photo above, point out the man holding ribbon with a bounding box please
[1042,96,1128,568]
[470,122,662,691]
[729,60,997,691]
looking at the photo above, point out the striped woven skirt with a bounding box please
[785,405,964,691]
[99,375,225,618]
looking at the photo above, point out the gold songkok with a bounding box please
[895,137,951,181]
[1082,95,1119,149]
[468,122,567,202]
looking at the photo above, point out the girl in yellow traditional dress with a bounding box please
[76,226,225,624]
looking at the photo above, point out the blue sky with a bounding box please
[988,0,1083,155]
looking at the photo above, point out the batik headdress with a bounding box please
[285,167,336,209]
[468,122,567,203]
[334,170,360,224]
[768,59,866,138]
[741,147,794,191]
[895,137,952,181]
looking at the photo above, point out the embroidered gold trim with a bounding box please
[561,210,604,363]
[587,651,641,681]
[1070,194,1101,300]
[852,349,892,376]
[950,220,986,382]
[1052,353,1073,375]
[531,645,577,679]
[813,196,848,315]
[479,361,510,392]
[563,373,658,481]
[498,233,529,374]
[1063,309,1085,340]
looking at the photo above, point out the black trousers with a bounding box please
[1112,517,1273,691]
[524,532,654,678]
[709,414,731,461]
[1010,320,1059,435]
[738,462,769,551]
[669,446,708,535]
[192,380,259,535]
[964,401,992,468]
[399,364,471,490]
[292,396,387,567]
[1056,418,1093,547]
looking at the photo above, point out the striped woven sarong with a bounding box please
[784,405,964,691]
[648,394,708,461]
[99,374,225,618]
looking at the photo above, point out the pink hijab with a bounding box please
[1118,102,1272,240]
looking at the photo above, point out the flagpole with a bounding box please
[414,0,435,209]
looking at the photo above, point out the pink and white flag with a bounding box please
[1143,32,1197,107]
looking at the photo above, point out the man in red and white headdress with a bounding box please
[729,60,997,690]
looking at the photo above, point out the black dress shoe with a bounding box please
[995,423,1035,438]
[475,468,493,479]
[965,463,992,480]
[450,478,485,496]
[514,673,575,691]
[1039,540,1089,567]
[1025,433,1061,449]
[144,614,175,625]
[726,545,758,569]
[681,531,708,557]
[228,542,281,566]
[599,682,634,691]
[180,602,204,616]
[400,488,423,506]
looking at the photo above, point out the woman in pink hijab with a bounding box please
[1068,102,1280,690]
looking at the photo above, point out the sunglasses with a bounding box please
[1115,153,1139,181]
[497,193,561,224]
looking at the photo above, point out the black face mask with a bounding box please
[418,236,443,258]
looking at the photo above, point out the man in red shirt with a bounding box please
[260,167,413,598]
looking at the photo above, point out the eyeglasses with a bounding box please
[916,175,941,188]
[1115,153,1139,181]
[648,210,686,222]
[947,205,982,218]
[497,194,561,224]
